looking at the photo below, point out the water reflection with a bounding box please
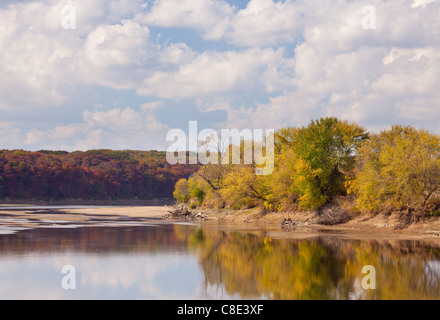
[184,226,440,300]
[0,225,205,300]
[0,223,439,300]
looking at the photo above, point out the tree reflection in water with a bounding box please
[177,225,440,300]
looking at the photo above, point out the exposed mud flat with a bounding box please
[0,205,171,234]
[189,205,440,241]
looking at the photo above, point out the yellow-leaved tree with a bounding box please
[352,125,440,211]
[173,178,190,204]
[220,164,271,209]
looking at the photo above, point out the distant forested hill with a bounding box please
[0,149,198,201]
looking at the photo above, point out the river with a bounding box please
[0,208,439,300]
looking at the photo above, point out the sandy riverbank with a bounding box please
[0,206,171,218]
[63,206,171,218]
[0,206,172,232]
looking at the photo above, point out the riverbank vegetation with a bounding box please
[173,117,440,217]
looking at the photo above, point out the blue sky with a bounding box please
[0,0,439,151]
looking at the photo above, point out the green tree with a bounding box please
[188,175,208,206]
[275,117,367,210]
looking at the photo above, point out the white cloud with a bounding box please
[77,19,153,89]
[83,107,142,127]
[157,42,196,66]
[372,47,439,95]
[138,47,294,98]
[0,0,196,111]
[142,0,305,47]
[80,107,169,150]
[22,106,170,151]
[411,0,438,8]
[226,0,304,47]
[0,4,80,111]
[225,0,440,133]
[141,0,235,40]
[83,21,151,68]
[0,122,25,149]
[141,101,164,110]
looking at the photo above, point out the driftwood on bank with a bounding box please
[280,218,297,230]
[165,205,209,221]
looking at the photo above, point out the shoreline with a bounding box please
[1,203,440,240]
[180,206,440,240]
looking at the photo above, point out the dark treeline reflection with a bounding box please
[1,224,440,299]
[0,225,189,255]
[180,226,440,300]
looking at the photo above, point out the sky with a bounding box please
[0,0,439,151]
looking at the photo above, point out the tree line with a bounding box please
[0,149,198,201]
[173,117,440,214]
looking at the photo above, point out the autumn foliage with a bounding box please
[174,117,440,214]
[0,149,198,201]
[349,125,440,211]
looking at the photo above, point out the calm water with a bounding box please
[1,220,440,300]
